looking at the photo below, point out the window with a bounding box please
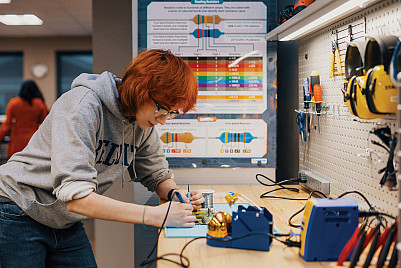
[57,52,93,97]
[0,53,23,115]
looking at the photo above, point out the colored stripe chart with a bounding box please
[182,56,263,91]
[182,55,265,114]
[155,118,267,158]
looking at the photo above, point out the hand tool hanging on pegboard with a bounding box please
[310,71,322,133]
[297,111,310,164]
[330,30,343,78]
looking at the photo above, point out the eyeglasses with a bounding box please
[150,96,180,119]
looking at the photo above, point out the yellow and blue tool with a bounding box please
[206,205,273,251]
[300,198,358,261]
[206,192,273,251]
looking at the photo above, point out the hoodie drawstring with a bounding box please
[121,120,137,189]
[122,120,125,189]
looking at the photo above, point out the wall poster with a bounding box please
[138,0,276,168]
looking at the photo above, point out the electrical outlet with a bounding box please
[298,170,330,195]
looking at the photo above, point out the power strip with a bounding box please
[298,170,330,195]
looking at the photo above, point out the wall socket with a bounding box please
[298,170,330,195]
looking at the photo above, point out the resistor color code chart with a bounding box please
[182,55,264,113]
[146,1,268,114]
[182,56,263,91]
[155,118,267,158]
[140,0,277,168]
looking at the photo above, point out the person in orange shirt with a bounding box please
[0,80,48,157]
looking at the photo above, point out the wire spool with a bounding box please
[199,189,215,209]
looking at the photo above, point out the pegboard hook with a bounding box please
[347,25,353,42]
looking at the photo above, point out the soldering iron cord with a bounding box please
[140,192,193,268]
[140,200,173,267]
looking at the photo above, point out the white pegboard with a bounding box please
[298,0,401,216]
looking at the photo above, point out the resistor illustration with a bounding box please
[216,132,257,144]
[190,15,224,25]
[190,29,224,39]
[160,132,197,144]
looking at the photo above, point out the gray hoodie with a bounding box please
[0,71,172,229]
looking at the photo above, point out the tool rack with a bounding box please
[268,0,401,263]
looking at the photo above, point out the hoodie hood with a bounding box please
[71,71,126,121]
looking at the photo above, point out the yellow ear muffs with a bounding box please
[363,36,399,114]
[345,76,358,116]
[353,75,384,119]
[365,35,399,72]
[344,41,367,108]
[365,65,398,114]
[345,41,367,80]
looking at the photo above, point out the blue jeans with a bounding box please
[0,201,97,268]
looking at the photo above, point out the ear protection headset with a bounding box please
[344,41,365,115]
[344,41,383,119]
[364,36,399,114]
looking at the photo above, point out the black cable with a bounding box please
[359,210,396,220]
[371,140,390,153]
[256,173,308,201]
[288,190,328,228]
[141,192,193,268]
[336,191,374,210]
[140,200,173,267]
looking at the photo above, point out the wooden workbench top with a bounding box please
[157,185,331,268]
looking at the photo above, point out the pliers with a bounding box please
[330,40,343,77]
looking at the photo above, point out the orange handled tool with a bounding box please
[310,71,322,132]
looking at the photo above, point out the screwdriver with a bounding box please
[303,77,311,142]
[296,112,309,164]
[310,71,322,133]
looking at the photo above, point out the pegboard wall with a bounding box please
[298,0,401,216]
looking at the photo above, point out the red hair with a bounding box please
[117,49,198,120]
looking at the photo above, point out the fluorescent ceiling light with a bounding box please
[0,14,43,25]
[0,0,11,4]
[279,0,375,41]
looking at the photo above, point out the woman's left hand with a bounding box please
[175,189,204,210]
[187,190,204,210]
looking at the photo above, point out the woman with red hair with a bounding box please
[0,49,203,267]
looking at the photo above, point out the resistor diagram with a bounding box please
[216,132,261,151]
[190,29,225,38]
[190,15,224,25]
[216,132,257,144]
